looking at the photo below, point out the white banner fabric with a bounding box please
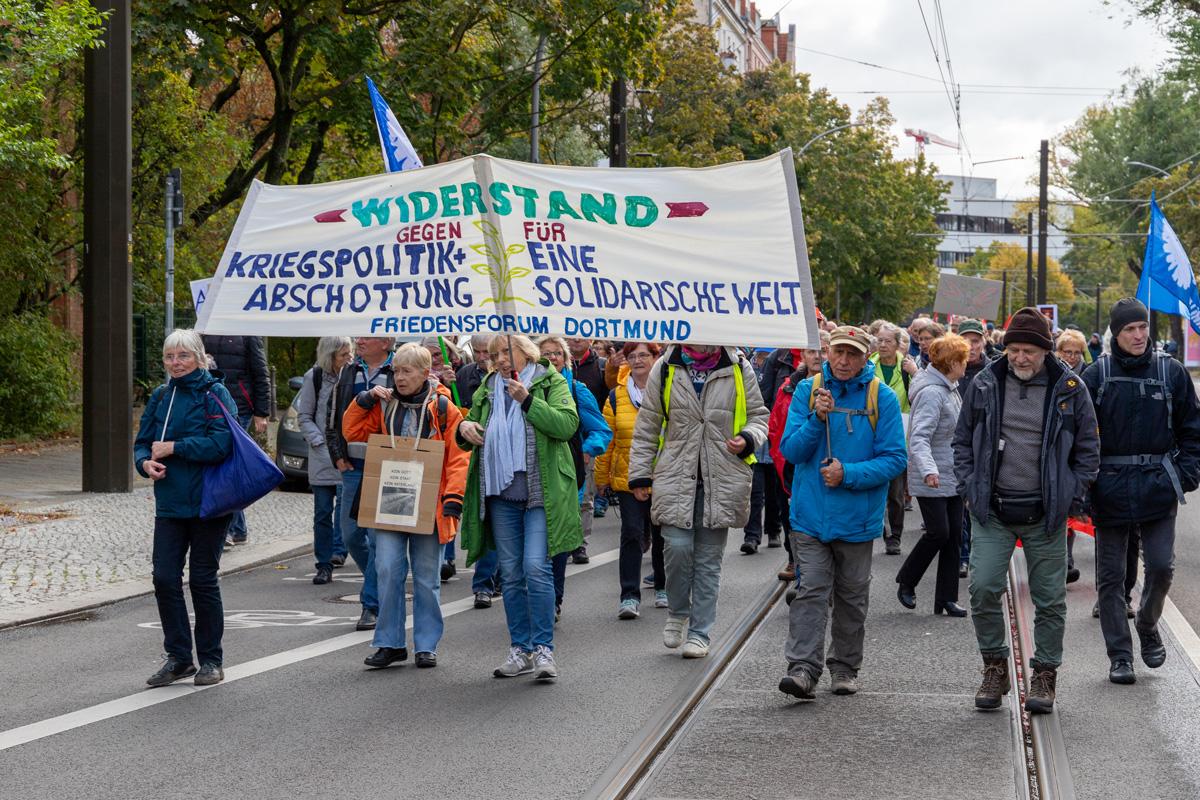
[196,150,819,348]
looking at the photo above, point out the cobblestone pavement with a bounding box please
[0,487,314,623]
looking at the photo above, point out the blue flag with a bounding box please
[365,76,422,173]
[1137,192,1200,334]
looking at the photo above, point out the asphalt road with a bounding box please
[0,515,783,800]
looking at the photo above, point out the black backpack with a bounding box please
[565,381,586,489]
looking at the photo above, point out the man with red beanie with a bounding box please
[953,307,1100,714]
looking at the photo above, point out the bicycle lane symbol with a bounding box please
[137,610,360,630]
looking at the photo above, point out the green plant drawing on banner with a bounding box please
[470,219,533,306]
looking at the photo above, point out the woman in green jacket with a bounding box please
[457,334,580,683]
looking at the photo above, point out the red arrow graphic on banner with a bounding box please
[314,208,348,223]
[665,201,709,218]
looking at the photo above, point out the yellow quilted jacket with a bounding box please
[595,365,641,493]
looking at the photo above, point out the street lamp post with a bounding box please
[796,122,866,159]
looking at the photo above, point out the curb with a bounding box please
[0,538,314,632]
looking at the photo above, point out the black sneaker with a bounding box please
[330,554,346,568]
[571,548,590,565]
[313,566,333,585]
[364,647,407,668]
[1109,659,1136,684]
[1138,626,1167,668]
[146,658,197,688]
[440,561,456,582]
[1066,567,1080,584]
[740,541,759,555]
[194,663,224,686]
[474,592,493,609]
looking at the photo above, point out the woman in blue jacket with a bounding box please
[134,330,236,688]
[540,337,613,619]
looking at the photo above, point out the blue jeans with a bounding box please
[662,523,729,646]
[340,465,378,613]
[311,484,344,569]
[471,548,500,595]
[225,413,254,541]
[152,515,230,666]
[488,499,555,651]
[373,529,444,653]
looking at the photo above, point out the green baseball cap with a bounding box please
[957,319,986,338]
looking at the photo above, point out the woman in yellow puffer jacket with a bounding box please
[596,342,667,617]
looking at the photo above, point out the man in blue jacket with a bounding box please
[777,326,907,700]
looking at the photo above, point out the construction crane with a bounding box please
[904,128,959,159]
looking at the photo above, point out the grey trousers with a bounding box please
[580,460,596,548]
[1097,515,1176,662]
[786,532,873,679]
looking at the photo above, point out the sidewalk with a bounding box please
[0,441,314,629]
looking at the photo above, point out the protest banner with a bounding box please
[195,150,820,349]
[932,273,1003,321]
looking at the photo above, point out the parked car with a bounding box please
[275,376,309,488]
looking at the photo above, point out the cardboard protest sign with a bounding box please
[358,434,444,534]
[1037,303,1060,332]
[933,273,1003,321]
[195,150,819,349]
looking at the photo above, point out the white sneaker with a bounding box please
[493,647,533,678]
[663,616,689,649]
[654,590,669,609]
[618,599,640,620]
[681,637,709,659]
[533,645,558,682]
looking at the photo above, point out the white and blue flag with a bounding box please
[1137,192,1200,334]
[365,75,422,173]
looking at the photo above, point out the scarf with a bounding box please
[626,374,645,408]
[790,348,805,367]
[483,362,536,496]
[681,346,721,371]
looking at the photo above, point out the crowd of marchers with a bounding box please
[131,299,1200,716]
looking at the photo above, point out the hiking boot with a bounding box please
[654,590,669,609]
[1066,566,1080,584]
[785,588,798,605]
[767,532,782,548]
[571,547,589,565]
[618,598,640,620]
[681,637,709,658]
[330,554,346,568]
[194,663,224,686]
[146,658,196,688]
[740,540,759,555]
[777,563,795,582]
[493,647,533,678]
[312,566,333,585]
[779,670,816,700]
[830,671,858,695]
[663,616,689,649]
[474,592,493,609]
[884,537,901,555]
[1109,659,1136,684]
[1138,626,1167,668]
[533,645,558,681]
[974,655,1010,710]
[1025,661,1057,715]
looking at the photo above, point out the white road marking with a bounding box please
[1160,595,1200,685]
[0,548,619,752]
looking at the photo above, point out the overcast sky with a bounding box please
[774,0,1172,199]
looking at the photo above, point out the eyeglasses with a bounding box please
[542,351,566,360]
[626,353,654,361]
[163,353,196,363]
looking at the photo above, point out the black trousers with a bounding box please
[745,462,786,543]
[885,474,906,543]
[1097,517,1173,662]
[618,491,664,600]
[152,515,230,666]
[896,495,964,606]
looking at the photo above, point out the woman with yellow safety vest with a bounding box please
[627,344,769,658]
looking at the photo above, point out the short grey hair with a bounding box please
[162,329,206,364]
[876,322,902,344]
[316,336,352,375]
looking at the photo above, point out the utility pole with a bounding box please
[609,78,627,168]
[82,0,132,493]
[164,168,183,333]
[1025,212,1034,306]
[835,274,842,322]
[1002,270,1008,321]
[1037,139,1049,305]
[1095,284,1103,337]
[530,34,546,163]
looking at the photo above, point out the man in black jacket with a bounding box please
[455,335,492,409]
[201,334,271,545]
[1081,298,1200,685]
[954,307,1100,714]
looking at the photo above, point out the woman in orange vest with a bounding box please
[343,342,469,670]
